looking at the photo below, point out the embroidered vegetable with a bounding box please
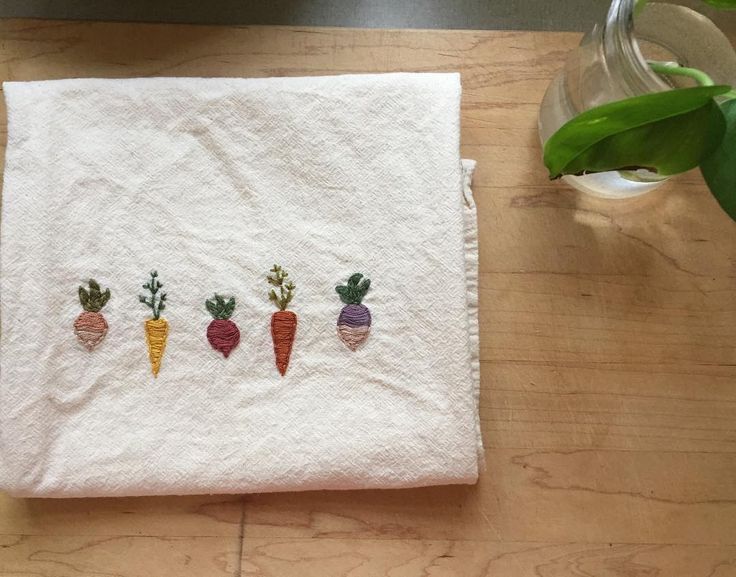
[139,270,168,377]
[335,273,372,351]
[267,264,297,376]
[205,294,240,358]
[74,279,111,351]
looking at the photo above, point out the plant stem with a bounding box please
[647,60,715,86]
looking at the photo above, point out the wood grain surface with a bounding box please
[0,19,735,577]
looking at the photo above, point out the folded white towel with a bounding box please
[0,73,481,497]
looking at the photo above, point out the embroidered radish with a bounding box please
[205,294,240,358]
[335,273,371,351]
[139,270,168,377]
[267,264,297,376]
[74,279,111,351]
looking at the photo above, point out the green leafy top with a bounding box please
[335,273,371,305]
[267,264,295,311]
[543,85,730,179]
[637,0,736,13]
[696,0,736,7]
[206,294,236,320]
[701,98,736,220]
[78,279,111,313]
[139,270,167,320]
[543,0,736,222]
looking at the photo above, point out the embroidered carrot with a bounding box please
[74,279,111,351]
[335,273,372,351]
[267,264,297,376]
[139,270,168,377]
[205,294,240,358]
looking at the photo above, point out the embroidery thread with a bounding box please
[74,279,111,351]
[335,273,372,351]
[206,294,240,358]
[267,264,297,376]
[139,270,169,377]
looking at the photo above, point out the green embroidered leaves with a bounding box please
[139,270,167,321]
[267,264,295,312]
[206,294,236,320]
[78,279,111,313]
[335,273,371,305]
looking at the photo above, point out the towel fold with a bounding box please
[0,73,481,497]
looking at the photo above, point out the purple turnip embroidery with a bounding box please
[335,273,372,351]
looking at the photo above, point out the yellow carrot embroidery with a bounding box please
[139,271,169,377]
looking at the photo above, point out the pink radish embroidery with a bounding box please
[205,294,240,358]
[74,279,111,351]
[335,273,371,351]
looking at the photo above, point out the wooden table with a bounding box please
[1,19,734,577]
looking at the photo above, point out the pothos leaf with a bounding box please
[544,85,730,178]
[701,98,736,221]
[702,0,736,8]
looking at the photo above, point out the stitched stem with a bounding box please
[267,264,296,311]
[647,60,715,87]
[139,270,167,320]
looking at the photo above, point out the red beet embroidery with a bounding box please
[335,273,371,351]
[205,294,240,358]
[74,279,111,351]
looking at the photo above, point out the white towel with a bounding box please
[0,73,481,497]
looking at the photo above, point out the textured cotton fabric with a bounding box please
[0,73,481,497]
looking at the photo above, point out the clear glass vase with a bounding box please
[538,0,736,199]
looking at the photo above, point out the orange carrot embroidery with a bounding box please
[139,270,169,377]
[267,265,297,376]
[74,279,111,351]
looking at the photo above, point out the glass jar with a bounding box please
[538,0,736,199]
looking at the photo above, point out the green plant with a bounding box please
[544,0,736,220]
